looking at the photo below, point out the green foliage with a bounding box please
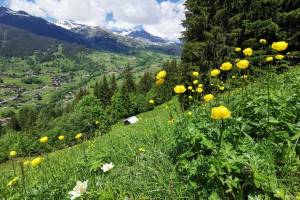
[172,68,300,199]
[21,77,43,84]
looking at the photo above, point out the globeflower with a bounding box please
[210,69,220,77]
[275,54,284,60]
[95,120,99,125]
[188,96,193,101]
[198,84,203,88]
[219,86,225,91]
[75,133,83,140]
[235,47,241,52]
[272,41,288,51]
[69,180,88,200]
[174,85,186,94]
[232,75,236,79]
[155,79,165,86]
[39,136,48,144]
[156,70,167,80]
[241,75,248,79]
[9,151,17,157]
[211,105,231,120]
[192,71,199,77]
[188,86,193,90]
[58,135,65,141]
[196,87,203,93]
[243,48,253,56]
[193,80,199,85]
[149,99,155,104]
[237,59,250,69]
[138,148,145,153]
[187,111,192,116]
[266,57,273,62]
[101,162,114,172]
[220,62,233,71]
[259,39,267,45]
[31,157,44,167]
[7,177,19,187]
[204,94,214,103]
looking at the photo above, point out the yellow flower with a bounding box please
[75,133,83,140]
[259,39,267,45]
[23,160,30,166]
[275,54,284,60]
[198,84,203,88]
[241,75,248,79]
[187,111,192,116]
[138,147,145,153]
[9,151,17,157]
[168,119,175,124]
[188,86,193,90]
[95,120,99,125]
[272,41,288,51]
[266,57,273,62]
[192,71,199,77]
[155,79,165,86]
[31,157,44,167]
[193,80,199,85]
[219,86,225,91]
[235,47,241,52]
[7,177,19,187]
[211,105,231,120]
[156,70,167,79]
[210,69,220,77]
[39,136,48,144]
[58,135,65,141]
[204,94,214,103]
[220,62,233,71]
[196,87,203,93]
[174,85,186,94]
[232,75,236,79]
[243,48,253,56]
[237,59,250,69]
[192,89,195,93]
[149,99,155,104]
[188,96,193,101]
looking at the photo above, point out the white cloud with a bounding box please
[8,0,185,40]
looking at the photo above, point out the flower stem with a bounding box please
[217,119,224,154]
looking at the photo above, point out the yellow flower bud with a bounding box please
[275,54,284,60]
[235,47,241,52]
[237,60,250,69]
[75,133,83,140]
[58,135,65,141]
[31,157,44,167]
[39,136,48,144]
[266,57,273,62]
[192,71,199,77]
[174,85,186,94]
[155,79,165,86]
[204,94,214,103]
[220,62,233,71]
[9,151,17,157]
[156,70,167,80]
[210,69,220,77]
[243,48,253,56]
[211,105,231,120]
[272,41,288,51]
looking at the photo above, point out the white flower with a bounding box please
[101,162,114,172]
[69,180,88,200]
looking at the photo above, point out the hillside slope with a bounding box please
[0,66,299,199]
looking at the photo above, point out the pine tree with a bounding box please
[122,64,136,93]
[138,72,153,93]
[110,74,117,97]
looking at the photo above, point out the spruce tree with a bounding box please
[138,72,153,93]
[122,64,136,93]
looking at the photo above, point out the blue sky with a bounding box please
[0,0,185,40]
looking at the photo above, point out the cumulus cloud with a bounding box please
[7,0,185,40]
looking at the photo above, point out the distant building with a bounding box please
[123,116,139,125]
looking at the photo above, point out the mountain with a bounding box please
[0,7,181,56]
[127,29,166,43]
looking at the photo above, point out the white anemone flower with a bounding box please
[69,180,88,200]
[101,162,114,172]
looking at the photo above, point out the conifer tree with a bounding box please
[138,72,153,93]
[122,64,136,93]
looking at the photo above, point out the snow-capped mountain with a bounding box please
[0,7,181,55]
